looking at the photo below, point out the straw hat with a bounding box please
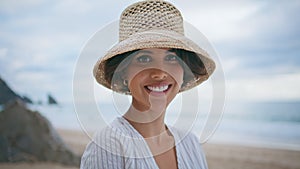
[93,0,215,94]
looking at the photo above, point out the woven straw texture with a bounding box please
[93,0,216,94]
[119,0,184,41]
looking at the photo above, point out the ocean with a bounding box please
[29,101,300,151]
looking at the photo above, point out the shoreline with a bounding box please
[57,127,300,152]
[1,128,299,169]
[207,138,300,152]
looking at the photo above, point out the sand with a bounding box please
[203,143,300,169]
[1,129,300,169]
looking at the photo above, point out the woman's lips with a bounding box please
[144,84,172,94]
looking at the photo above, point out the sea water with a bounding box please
[29,101,300,150]
[210,102,300,150]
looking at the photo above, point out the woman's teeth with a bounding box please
[146,85,169,92]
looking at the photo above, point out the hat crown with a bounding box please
[119,0,184,42]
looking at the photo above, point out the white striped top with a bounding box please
[80,117,208,169]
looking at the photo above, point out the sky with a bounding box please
[1,0,300,104]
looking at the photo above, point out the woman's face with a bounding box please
[125,48,184,112]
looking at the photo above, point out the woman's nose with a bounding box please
[150,69,168,80]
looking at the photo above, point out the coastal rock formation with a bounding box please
[48,94,58,105]
[0,77,33,105]
[0,77,22,105]
[21,95,33,104]
[0,100,80,166]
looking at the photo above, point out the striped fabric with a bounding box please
[80,117,208,169]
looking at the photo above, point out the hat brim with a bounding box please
[93,29,215,94]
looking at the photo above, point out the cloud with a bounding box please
[169,0,263,42]
[1,0,300,104]
[0,0,45,15]
[0,48,8,59]
[226,73,300,101]
[184,0,300,83]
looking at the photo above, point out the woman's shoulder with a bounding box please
[92,117,136,143]
[80,118,129,169]
[81,117,136,160]
[96,117,139,135]
[84,117,152,159]
[91,116,149,154]
[168,126,200,143]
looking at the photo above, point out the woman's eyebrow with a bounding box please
[136,50,175,54]
[166,50,176,54]
[137,50,153,54]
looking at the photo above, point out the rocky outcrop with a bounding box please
[48,94,58,105]
[0,100,80,166]
[0,77,33,105]
[21,95,33,104]
[0,77,22,105]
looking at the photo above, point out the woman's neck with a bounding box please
[124,105,176,158]
[123,105,167,139]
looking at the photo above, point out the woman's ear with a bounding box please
[123,79,129,87]
[121,72,129,86]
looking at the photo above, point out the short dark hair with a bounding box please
[104,48,207,93]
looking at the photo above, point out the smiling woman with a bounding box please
[104,48,207,94]
[124,49,184,112]
[81,0,215,169]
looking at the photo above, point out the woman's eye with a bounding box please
[136,55,152,63]
[165,55,179,62]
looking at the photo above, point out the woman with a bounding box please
[81,0,215,168]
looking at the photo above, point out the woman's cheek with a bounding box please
[168,67,184,88]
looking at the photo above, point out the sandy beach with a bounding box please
[1,129,300,169]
